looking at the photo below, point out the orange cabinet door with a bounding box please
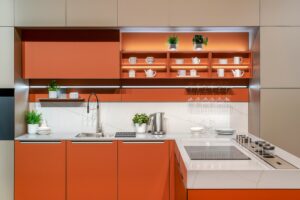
[118,140,170,200]
[67,141,118,200]
[175,155,187,200]
[188,189,300,200]
[15,141,66,200]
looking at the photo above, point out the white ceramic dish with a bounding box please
[190,127,205,135]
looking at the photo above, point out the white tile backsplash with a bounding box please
[30,102,248,135]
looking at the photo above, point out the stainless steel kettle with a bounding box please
[148,112,165,135]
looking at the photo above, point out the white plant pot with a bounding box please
[169,43,177,51]
[48,91,58,99]
[28,124,39,135]
[194,43,203,51]
[134,123,147,133]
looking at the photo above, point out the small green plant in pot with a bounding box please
[192,34,208,50]
[132,113,150,133]
[48,80,59,99]
[25,110,42,135]
[168,35,179,50]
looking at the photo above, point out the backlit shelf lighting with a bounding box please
[121,86,248,89]
[29,86,121,89]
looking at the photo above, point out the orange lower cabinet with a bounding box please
[188,189,300,200]
[15,141,66,200]
[175,155,187,200]
[67,141,117,200]
[118,140,170,200]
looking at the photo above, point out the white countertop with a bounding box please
[15,132,300,189]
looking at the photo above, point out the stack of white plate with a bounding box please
[215,128,236,135]
[190,127,205,135]
[37,127,51,135]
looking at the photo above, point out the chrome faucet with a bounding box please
[87,93,103,137]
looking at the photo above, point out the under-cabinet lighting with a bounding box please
[29,86,121,89]
[121,86,248,89]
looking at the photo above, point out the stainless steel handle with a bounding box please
[71,141,113,144]
[19,141,62,144]
[122,141,165,144]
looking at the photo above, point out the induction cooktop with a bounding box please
[184,146,250,160]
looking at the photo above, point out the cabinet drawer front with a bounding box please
[15,141,66,200]
[118,141,170,200]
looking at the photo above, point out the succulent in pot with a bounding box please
[48,80,59,99]
[132,113,150,133]
[168,35,179,50]
[192,34,208,50]
[25,110,42,135]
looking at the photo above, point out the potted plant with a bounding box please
[192,34,208,50]
[132,113,150,133]
[25,110,42,135]
[48,80,59,99]
[168,35,178,50]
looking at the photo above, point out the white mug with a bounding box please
[144,69,156,77]
[128,57,137,64]
[177,70,186,77]
[232,69,245,77]
[128,69,136,78]
[145,57,154,64]
[217,69,225,77]
[69,92,79,99]
[175,59,184,64]
[219,59,228,64]
[192,57,201,64]
[233,57,243,64]
[190,69,197,77]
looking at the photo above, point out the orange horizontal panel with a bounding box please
[122,66,167,71]
[170,65,208,70]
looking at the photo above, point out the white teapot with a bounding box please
[232,69,244,78]
[144,69,156,78]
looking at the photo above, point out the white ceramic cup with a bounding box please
[219,59,228,64]
[128,57,137,64]
[217,69,225,77]
[233,57,243,64]
[128,69,136,78]
[69,92,79,99]
[145,57,154,64]
[192,57,201,64]
[178,70,186,77]
[145,69,156,77]
[175,59,184,64]
[190,69,197,77]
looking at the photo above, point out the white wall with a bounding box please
[30,102,248,135]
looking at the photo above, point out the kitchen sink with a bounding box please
[75,133,104,138]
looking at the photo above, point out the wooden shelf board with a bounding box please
[122,66,167,71]
[121,63,167,66]
[212,65,250,69]
[171,65,208,70]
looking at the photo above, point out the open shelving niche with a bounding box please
[120,51,252,79]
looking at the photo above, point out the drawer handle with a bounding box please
[19,141,62,144]
[122,141,165,144]
[71,141,113,144]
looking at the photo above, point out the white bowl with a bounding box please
[190,127,205,135]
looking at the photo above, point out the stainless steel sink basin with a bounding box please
[75,133,104,138]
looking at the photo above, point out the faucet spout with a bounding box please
[87,93,103,136]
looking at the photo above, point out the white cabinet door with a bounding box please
[67,0,117,26]
[0,0,14,26]
[118,0,168,26]
[261,27,300,88]
[0,27,14,88]
[261,89,300,157]
[261,0,300,26]
[169,0,259,26]
[15,0,66,26]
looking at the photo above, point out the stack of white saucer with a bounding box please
[37,120,51,135]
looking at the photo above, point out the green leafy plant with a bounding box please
[168,35,179,45]
[48,80,59,92]
[25,110,42,124]
[132,113,150,125]
[192,35,208,45]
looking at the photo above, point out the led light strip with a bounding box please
[29,86,121,89]
[121,86,248,89]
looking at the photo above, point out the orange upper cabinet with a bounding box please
[118,140,170,200]
[15,0,66,26]
[67,141,118,200]
[118,0,168,26]
[169,0,259,26]
[67,0,117,26]
[22,30,120,79]
[15,141,66,200]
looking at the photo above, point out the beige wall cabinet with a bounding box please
[261,27,300,88]
[15,0,66,26]
[261,0,300,26]
[169,0,259,26]
[0,27,14,88]
[0,0,14,26]
[260,89,300,157]
[0,141,14,200]
[67,0,117,26]
[118,0,168,26]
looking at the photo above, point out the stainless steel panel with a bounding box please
[0,141,14,200]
